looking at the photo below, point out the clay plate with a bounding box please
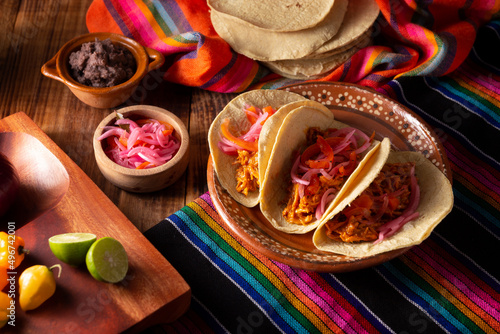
[207,82,451,272]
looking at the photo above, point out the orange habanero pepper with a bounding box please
[0,232,28,270]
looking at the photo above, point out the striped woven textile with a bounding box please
[143,19,500,334]
[86,0,500,93]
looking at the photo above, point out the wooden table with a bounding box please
[0,0,237,233]
[1,1,236,332]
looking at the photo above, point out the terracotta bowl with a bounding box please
[41,32,165,109]
[93,105,189,193]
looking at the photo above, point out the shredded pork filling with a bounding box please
[283,174,345,225]
[235,150,259,196]
[282,127,368,226]
[325,162,415,243]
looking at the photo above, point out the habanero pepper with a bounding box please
[0,231,29,270]
[19,264,61,311]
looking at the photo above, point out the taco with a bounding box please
[208,90,332,207]
[260,105,391,234]
[312,151,453,257]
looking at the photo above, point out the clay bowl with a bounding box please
[0,132,70,230]
[93,105,189,193]
[41,32,165,109]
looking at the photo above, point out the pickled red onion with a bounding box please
[291,155,309,185]
[98,117,180,169]
[219,105,274,154]
[374,165,420,244]
[328,127,364,140]
[328,127,372,154]
[316,188,337,220]
[242,114,266,142]
[98,127,127,140]
[328,161,350,177]
[218,137,243,155]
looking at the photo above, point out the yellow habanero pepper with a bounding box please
[19,264,61,311]
[1,291,13,328]
[0,231,29,270]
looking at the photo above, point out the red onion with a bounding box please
[98,117,180,169]
[316,188,337,220]
[374,165,421,244]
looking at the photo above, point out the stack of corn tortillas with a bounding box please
[208,0,380,79]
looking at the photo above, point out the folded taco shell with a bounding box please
[260,105,391,233]
[208,90,308,207]
[313,151,454,257]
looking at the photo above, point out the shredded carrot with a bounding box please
[119,136,128,148]
[220,118,258,152]
[369,131,376,142]
[136,161,150,169]
[244,106,258,124]
[160,120,174,127]
[261,106,275,124]
[262,106,274,114]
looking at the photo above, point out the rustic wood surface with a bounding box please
[0,113,191,333]
[0,0,237,232]
[1,1,237,332]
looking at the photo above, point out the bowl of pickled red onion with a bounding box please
[93,105,189,192]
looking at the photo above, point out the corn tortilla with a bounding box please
[210,0,348,61]
[313,151,454,257]
[208,90,307,207]
[207,0,335,32]
[259,105,391,234]
[308,0,380,56]
[262,35,371,79]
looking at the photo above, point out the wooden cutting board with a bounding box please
[0,112,190,333]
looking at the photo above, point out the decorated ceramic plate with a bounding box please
[207,82,451,272]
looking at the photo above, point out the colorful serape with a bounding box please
[143,19,500,334]
[86,0,500,93]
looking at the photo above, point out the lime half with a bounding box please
[49,233,97,266]
[86,237,128,283]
